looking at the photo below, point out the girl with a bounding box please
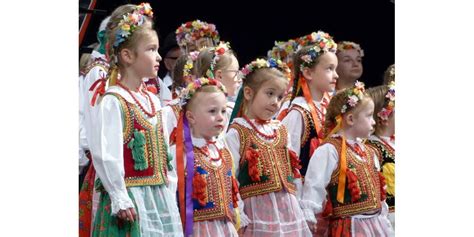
[279,31,338,182]
[175,19,220,53]
[335,41,364,91]
[88,3,183,236]
[226,58,312,236]
[300,81,394,236]
[170,50,199,100]
[174,77,240,236]
[366,81,395,228]
[383,64,395,85]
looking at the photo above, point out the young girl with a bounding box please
[300,81,394,236]
[226,58,312,236]
[383,64,395,85]
[87,3,183,236]
[170,50,199,100]
[194,41,242,123]
[279,31,338,182]
[335,41,364,91]
[174,77,240,236]
[175,19,220,53]
[366,81,395,228]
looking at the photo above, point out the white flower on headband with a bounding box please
[301,55,312,63]
[348,95,359,107]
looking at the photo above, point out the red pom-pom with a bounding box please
[379,172,387,201]
[310,137,320,157]
[231,177,239,208]
[245,147,261,182]
[288,150,302,178]
[146,85,158,94]
[192,172,207,207]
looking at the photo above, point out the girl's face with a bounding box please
[187,91,227,140]
[218,55,242,97]
[306,52,339,94]
[351,100,376,139]
[336,49,363,82]
[131,32,162,79]
[245,77,288,121]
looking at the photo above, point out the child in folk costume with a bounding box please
[279,31,338,183]
[175,19,220,53]
[194,42,242,119]
[174,77,240,236]
[366,81,396,228]
[170,50,199,100]
[300,81,394,237]
[226,58,312,236]
[335,41,364,91]
[87,3,183,236]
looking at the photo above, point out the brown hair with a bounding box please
[383,64,395,85]
[172,54,194,91]
[323,87,373,137]
[366,85,390,131]
[289,45,324,102]
[194,47,236,77]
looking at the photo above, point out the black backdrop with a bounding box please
[80,0,394,87]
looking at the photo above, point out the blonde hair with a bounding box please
[194,47,236,77]
[324,87,373,137]
[241,68,288,112]
[185,85,225,111]
[383,64,395,85]
[366,85,390,131]
[172,53,194,90]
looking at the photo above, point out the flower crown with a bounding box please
[296,31,336,50]
[241,58,291,80]
[180,77,227,106]
[175,20,220,48]
[341,81,366,114]
[337,41,365,57]
[298,31,337,71]
[206,41,232,78]
[267,39,298,62]
[183,50,199,81]
[113,3,154,48]
[377,81,395,121]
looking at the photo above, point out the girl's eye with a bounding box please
[209,109,216,113]
[221,109,227,114]
[278,95,284,101]
[267,91,274,96]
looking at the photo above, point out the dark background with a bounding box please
[80,0,394,87]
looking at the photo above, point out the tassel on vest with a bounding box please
[127,129,148,171]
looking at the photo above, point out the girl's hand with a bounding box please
[117,207,137,222]
[237,226,247,236]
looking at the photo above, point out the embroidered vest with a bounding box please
[367,139,395,211]
[192,147,236,223]
[288,104,319,177]
[230,122,297,200]
[106,93,171,187]
[324,137,382,218]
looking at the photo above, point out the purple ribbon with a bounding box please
[183,116,194,236]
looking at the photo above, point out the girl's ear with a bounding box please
[243,86,254,101]
[345,112,355,126]
[214,69,223,80]
[302,66,314,81]
[120,48,135,65]
[185,110,196,125]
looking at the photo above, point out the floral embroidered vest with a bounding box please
[81,57,109,76]
[106,92,172,187]
[367,138,395,211]
[230,122,297,200]
[324,137,382,218]
[192,147,237,223]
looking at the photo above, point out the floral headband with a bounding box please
[296,31,336,49]
[377,81,395,121]
[206,41,231,79]
[341,81,366,114]
[180,77,227,106]
[298,31,337,71]
[267,39,298,62]
[241,58,291,81]
[337,41,365,57]
[113,3,154,48]
[183,50,199,81]
[175,20,220,47]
